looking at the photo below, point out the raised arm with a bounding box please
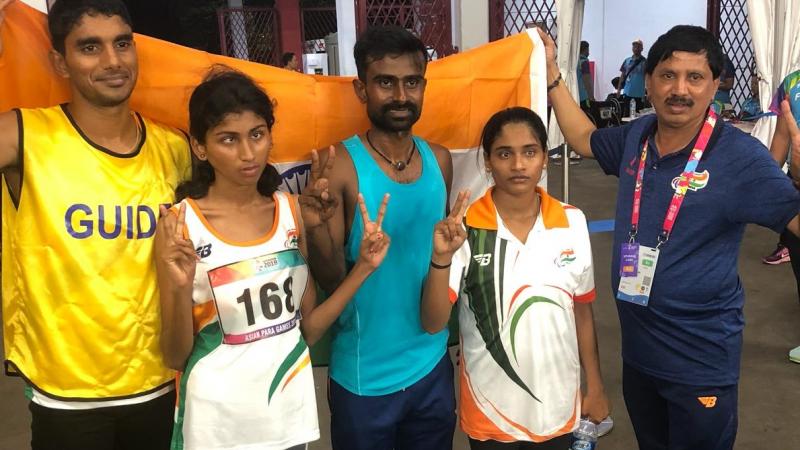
[299,193,390,345]
[421,190,469,333]
[154,204,197,370]
[536,28,597,158]
[777,99,800,238]
[300,146,347,293]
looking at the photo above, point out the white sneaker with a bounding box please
[790,345,800,363]
[597,415,614,437]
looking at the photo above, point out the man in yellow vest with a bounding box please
[0,1,190,448]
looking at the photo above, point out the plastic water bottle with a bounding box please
[629,98,637,119]
[570,418,598,450]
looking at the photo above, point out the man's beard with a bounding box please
[367,101,421,132]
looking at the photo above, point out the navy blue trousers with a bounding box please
[623,363,738,450]
[329,353,456,450]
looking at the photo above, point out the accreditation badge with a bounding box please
[617,245,659,306]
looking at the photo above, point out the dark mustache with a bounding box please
[382,102,418,114]
[665,96,694,107]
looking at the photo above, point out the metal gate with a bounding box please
[489,0,557,42]
[301,4,337,53]
[356,0,455,58]
[217,7,282,65]
[708,0,756,113]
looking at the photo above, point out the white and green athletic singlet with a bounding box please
[171,192,319,450]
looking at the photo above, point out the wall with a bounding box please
[581,0,706,100]
[457,0,489,51]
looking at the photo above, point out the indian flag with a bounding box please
[0,0,547,204]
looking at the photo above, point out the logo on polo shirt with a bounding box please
[698,396,717,408]
[671,170,710,192]
[473,253,492,266]
[555,249,576,267]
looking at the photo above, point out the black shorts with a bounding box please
[29,389,175,450]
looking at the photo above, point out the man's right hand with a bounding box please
[535,27,557,70]
[0,0,15,57]
[299,146,339,230]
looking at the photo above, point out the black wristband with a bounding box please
[547,73,562,92]
[430,260,451,270]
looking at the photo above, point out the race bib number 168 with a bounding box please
[208,250,308,345]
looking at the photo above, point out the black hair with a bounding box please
[176,67,281,201]
[353,26,428,81]
[48,0,133,54]
[645,25,724,79]
[479,107,548,158]
[281,52,296,66]
[580,41,589,52]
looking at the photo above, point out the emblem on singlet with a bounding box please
[285,229,299,249]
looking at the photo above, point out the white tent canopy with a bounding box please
[748,0,800,149]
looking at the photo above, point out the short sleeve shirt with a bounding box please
[769,70,800,127]
[448,188,595,441]
[590,114,800,385]
[620,56,646,98]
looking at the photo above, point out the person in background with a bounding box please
[616,39,647,113]
[713,54,736,110]
[282,51,299,71]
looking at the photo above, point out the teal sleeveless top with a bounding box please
[329,135,448,395]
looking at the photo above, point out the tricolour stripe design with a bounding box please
[267,335,308,404]
[464,227,538,403]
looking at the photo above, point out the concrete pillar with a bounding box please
[275,0,303,63]
[459,0,489,51]
[335,0,358,76]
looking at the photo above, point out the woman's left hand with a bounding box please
[581,388,610,424]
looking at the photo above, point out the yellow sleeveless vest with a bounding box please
[2,105,191,400]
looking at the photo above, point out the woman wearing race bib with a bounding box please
[154,70,390,450]
[421,107,609,449]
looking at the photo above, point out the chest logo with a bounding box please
[671,169,710,193]
[473,253,492,266]
[195,243,212,259]
[555,249,576,267]
[285,229,299,249]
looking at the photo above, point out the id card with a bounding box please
[619,243,639,277]
[617,245,659,306]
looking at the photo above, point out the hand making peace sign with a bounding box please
[155,203,197,289]
[356,193,391,270]
[299,146,338,229]
[431,190,470,265]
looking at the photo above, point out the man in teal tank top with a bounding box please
[302,26,456,450]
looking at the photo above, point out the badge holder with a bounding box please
[617,231,666,306]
